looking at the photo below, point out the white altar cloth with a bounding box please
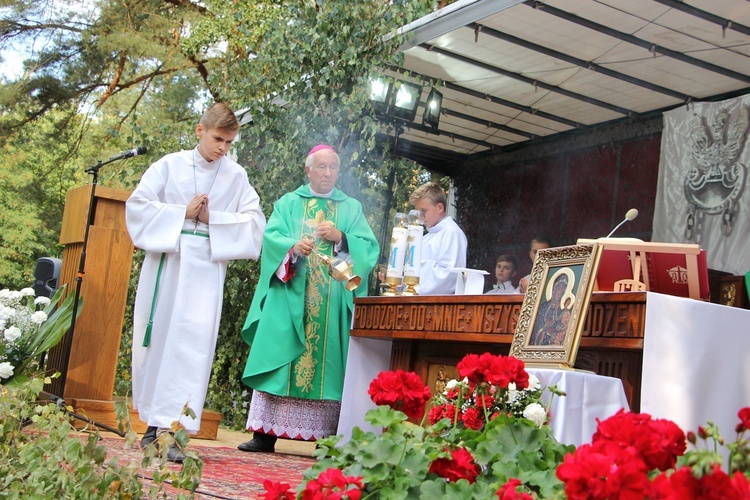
[337,338,629,447]
[337,337,393,441]
[530,368,629,446]
[641,292,750,450]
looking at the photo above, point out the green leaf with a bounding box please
[364,406,408,428]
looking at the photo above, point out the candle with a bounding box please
[385,213,408,284]
[402,209,424,295]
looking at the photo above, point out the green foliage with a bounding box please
[307,407,572,499]
[0,374,203,498]
[0,108,87,288]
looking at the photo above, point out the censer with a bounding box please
[314,251,361,291]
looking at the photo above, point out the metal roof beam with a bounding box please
[524,1,750,85]
[419,43,637,117]
[397,0,526,50]
[650,0,750,37]
[441,107,536,139]
[470,22,695,100]
[398,120,501,150]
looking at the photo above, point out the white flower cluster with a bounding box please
[0,287,49,381]
[439,372,549,427]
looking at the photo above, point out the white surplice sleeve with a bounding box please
[207,181,266,261]
[126,161,186,253]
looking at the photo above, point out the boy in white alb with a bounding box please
[409,182,467,295]
[126,103,266,461]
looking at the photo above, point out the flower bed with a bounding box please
[263,352,750,499]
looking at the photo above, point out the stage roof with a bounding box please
[385,0,750,170]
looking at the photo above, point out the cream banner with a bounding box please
[653,94,750,275]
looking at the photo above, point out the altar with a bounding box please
[338,292,641,445]
[347,292,646,409]
[339,292,750,450]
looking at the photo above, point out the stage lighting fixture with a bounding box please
[422,88,443,129]
[389,81,421,122]
[369,78,392,114]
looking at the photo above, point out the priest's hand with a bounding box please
[518,277,528,294]
[314,221,342,244]
[293,237,315,258]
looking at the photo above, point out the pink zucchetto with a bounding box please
[307,144,336,157]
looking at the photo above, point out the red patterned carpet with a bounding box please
[105,438,316,499]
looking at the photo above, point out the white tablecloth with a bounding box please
[337,336,393,442]
[337,338,629,447]
[529,368,629,446]
[641,292,750,453]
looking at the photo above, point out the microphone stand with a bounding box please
[42,156,132,437]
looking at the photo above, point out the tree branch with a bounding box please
[97,52,127,108]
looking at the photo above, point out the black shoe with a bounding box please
[237,432,277,453]
[166,443,185,463]
[140,426,158,449]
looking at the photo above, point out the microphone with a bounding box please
[109,146,147,161]
[606,208,638,238]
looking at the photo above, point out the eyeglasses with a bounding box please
[312,164,339,173]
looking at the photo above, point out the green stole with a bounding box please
[292,197,337,397]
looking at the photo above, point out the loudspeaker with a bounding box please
[33,257,62,298]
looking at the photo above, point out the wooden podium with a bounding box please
[46,185,220,438]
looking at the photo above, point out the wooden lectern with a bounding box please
[46,185,220,438]
[577,238,710,301]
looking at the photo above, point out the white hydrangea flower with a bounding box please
[34,297,51,307]
[30,311,48,324]
[8,291,22,301]
[0,361,15,379]
[525,374,541,392]
[4,326,22,342]
[523,403,546,427]
[0,289,11,300]
[20,288,35,297]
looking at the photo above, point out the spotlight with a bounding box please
[389,81,421,122]
[422,88,442,129]
[369,77,392,114]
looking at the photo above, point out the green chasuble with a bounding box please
[241,185,379,401]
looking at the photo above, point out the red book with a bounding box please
[594,245,710,301]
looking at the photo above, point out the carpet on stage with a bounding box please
[105,438,316,499]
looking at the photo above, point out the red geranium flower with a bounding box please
[457,353,530,390]
[428,447,481,484]
[368,369,431,420]
[477,393,494,410]
[496,478,533,500]
[592,410,686,472]
[461,406,483,430]
[731,470,750,498]
[738,407,750,431]
[301,468,364,500]
[262,480,295,500]
[428,404,446,425]
[641,418,687,471]
[652,465,745,500]
[556,444,615,499]
[486,355,529,389]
